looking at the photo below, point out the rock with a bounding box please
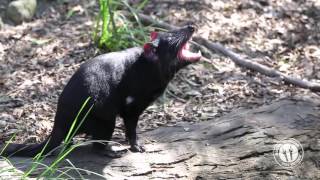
[0,17,3,29]
[6,0,37,24]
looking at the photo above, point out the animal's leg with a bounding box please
[91,116,122,158]
[122,114,145,152]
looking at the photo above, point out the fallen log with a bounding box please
[4,99,320,179]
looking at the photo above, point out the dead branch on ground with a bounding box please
[129,12,320,92]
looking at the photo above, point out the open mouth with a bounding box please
[178,40,202,62]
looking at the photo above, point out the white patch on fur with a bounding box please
[126,96,134,105]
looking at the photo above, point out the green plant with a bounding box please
[0,97,99,179]
[93,0,150,51]
[39,97,94,177]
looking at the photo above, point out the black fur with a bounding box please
[1,24,198,157]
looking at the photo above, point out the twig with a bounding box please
[133,13,177,30]
[131,12,320,92]
[194,37,320,92]
[166,90,187,103]
[131,170,154,176]
[150,153,196,166]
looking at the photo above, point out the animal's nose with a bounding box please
[187,24,196,33]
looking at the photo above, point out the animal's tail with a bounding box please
[1,139,49,157]
[1,128,65,157]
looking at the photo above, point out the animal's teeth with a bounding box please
[185,43,190,49]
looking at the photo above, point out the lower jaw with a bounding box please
[178,56,200,63]
[177,49,201,63]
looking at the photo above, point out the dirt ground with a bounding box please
[0,0,320,178]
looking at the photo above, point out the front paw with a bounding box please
[92,145,123,158]
[130,144,145,152]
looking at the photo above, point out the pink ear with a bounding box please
[143,43,152,52]
[143,43,157,61]
[150,32,158,40]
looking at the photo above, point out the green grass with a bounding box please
[40,97,94,177]
[93,0,150,51]
[0,97,101,179]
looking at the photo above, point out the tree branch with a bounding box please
[194,37,320,92]
[132,12,320,92]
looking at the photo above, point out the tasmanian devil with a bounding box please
[2,24,201,157]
